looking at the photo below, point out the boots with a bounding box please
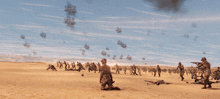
[181,76,184,81]
[202,82,206,89]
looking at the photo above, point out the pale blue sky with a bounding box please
[0,0,220,66]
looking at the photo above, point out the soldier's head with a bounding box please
[201,57,206,61]
[218,67,220,69]
[157,65,159,67]
[179,62,181,65]
[101,58,107,64]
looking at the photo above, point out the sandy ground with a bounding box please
[0,62,220,99]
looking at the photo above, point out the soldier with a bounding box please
[195,57,212,89]
[137,67,141,76]
[115,64,120,74]
[168,69,171,74]
[97,62,101,73]
[133,64,138,75]
[91,62,97,73]
[71,62,76,69]
[100,58,114,90]
[177,62,184,81]
[152,68,156,77]
[64,61,67,70]
[47,64,57,71]
[77,62,85,72]
[67,62,70,69]
[130,66,133,75]
[59,61,63,69]
[157,65,161,77]
[123,66,127,74]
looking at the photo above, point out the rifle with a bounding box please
[191,62,204,71]
[191,62,202,65]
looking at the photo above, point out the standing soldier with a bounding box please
[153,68,156,77]
[138,67,141,76]
[130,66,133,75]
[124,66,127,74]
[133,64,138,75]
[177,62,184,81]
[71,62,76,69]
[157,65,161,77]
[97,62,101,73]
[195,57,212,89]
[115,64,120,74]
[64,61,67,70]
[100,58,114,90]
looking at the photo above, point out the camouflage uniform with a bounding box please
[197,59,211,89]
[71,62,76,69]
[157,65,161,77]
[100,60,113,90]
[47,64,57,71]
[177,62,184,81]
[97,62,101,73]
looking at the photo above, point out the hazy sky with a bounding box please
[1,0,220,66]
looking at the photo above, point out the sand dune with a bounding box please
[0,62,220,99]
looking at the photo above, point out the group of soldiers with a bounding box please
[46,57,220,90]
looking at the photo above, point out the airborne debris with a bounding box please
[65,1,77,17]
[107,54,110,57]
[126,55,132,60]
[40,32,46,39]
[184,34,189,38]
[194,36,199,41]
[113,55,116,60]
[106,47,109,50]
[82,50,85,55]
[119,55,123,59]
[84,44,89,50]
[64,18,76,28]
[203,51,206,54]
[142,58,145,60]
[117,40,127,48]
[191,22,197,28]
[64,1,77,28]
[101,50,107,56]
[33,51,37,55]
[116,27,121,33]
[24,42,30,48]
[20,35,25,39]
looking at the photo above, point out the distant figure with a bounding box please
[97,62,101,73]
[71,62,76,69]
[59,62,63,69]
[137,67,141,76]
[64,61,67,70]
[47,64,57,71]
[124,67,127,74]
[115,64,120,74]
[100,58,114,90]
[153,68,156,77]
[77,62,85,72]
[132,64,138,75]
[195,57,212,89]
[177,62,184,81]
[157,65,161,77]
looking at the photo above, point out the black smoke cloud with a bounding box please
[143,0,187,13]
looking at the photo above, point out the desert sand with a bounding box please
[0,62,220,99]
